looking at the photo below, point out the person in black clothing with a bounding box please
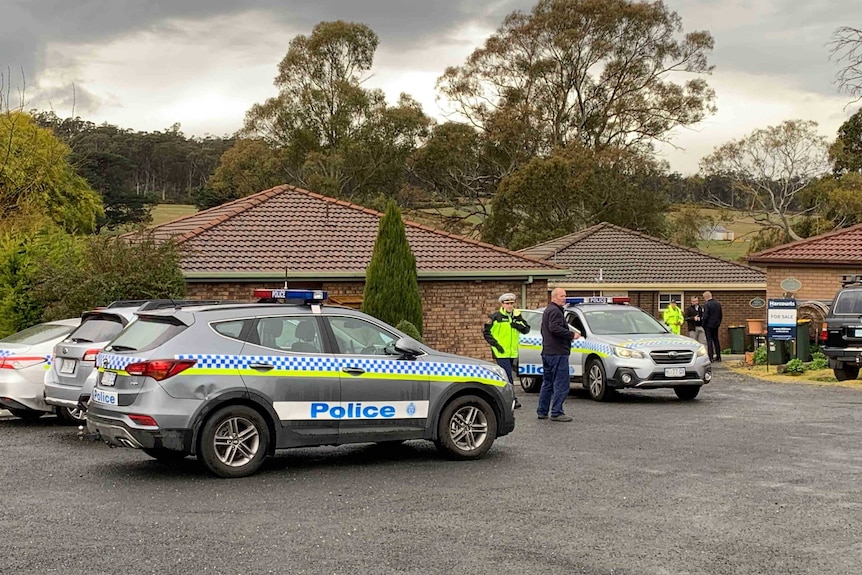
[701,291,723,362]
[684,295,706,344]
[537,288,575,422]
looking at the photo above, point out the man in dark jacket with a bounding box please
[701,291,723,362]
[684,295,706,344]
[483,292,531,409]
[538,288,575,422]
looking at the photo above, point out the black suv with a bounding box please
[822,275,862,381]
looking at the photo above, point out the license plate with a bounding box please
[101,371,117,387]
[59,359,77,374]
[855,329,862,338]
[92,388,118,406]
[664,367,686,377]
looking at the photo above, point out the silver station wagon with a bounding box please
[87,290,515,478]
[518,297,712,401]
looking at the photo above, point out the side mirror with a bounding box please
[391,336,423,358]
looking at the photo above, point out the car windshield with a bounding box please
[582,308,668,335]
[520,310,543,333]
[0,322,75,345]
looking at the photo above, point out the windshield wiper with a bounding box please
[108,344,137,352]
[70,337,94,343]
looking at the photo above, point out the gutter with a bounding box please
[183,269,568,282]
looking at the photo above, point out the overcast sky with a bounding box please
[3,0,860,174]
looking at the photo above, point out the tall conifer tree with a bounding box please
[361,202,423,334]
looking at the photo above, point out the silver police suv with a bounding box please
[518,297,711,401]
[86,290,515,478]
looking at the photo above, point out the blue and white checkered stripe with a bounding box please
[0,348,12,358]
[97,352,148,371]
[520,336,612,355]
[573,340,612,355]
[179,354,341,372]
[176,354,507,385]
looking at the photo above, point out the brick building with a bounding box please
[746,223,862,330]
[145,185,566,359]
[519,223,767,345]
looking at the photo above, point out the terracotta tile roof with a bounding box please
[746,223,862,265]
[519,222,765,285]
[145,185,565,277]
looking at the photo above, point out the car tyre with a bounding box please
[142,448,188,463]
[56,405,87,425]
[200,405,270,478]
[8,408,44,421]
[435,395,497,460]
[586,358,613,401]
[519,375,541,393]
[674,386,701,400]
[834,365,860,381]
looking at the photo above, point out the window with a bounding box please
[328,317,398,355]
[520,310,543,333]
[212,320,246,339]
[254,317,323,353]
[658,293,683,312]
[835,290,862,315]
[0,323,75,345]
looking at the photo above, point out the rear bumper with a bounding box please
[87,411,193,452]
[0,373,52,412]
[823,346,862,366]
[44,372,95,408]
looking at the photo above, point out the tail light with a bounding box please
[0,356,47,370]
[820,322,828,343]
[128,414,158,427]
[124,359,197,381]
[83,349,102,363]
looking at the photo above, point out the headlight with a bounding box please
[488,364,510,382]
[696,345,708,357]
[613,346,645,359]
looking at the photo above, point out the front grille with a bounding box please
[650,350,694,364]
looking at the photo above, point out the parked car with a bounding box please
[0,318,82,420]
[86,289,515,478]
[518,297,711,401]
[44,299,232,423]
[821,274,862,381]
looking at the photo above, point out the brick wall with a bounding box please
[761,265,858,301]
[186,279,550,360]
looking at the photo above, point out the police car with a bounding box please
[518,297,712,401]
[86,290,515,478]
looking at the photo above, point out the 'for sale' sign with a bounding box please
[767,299,797,341]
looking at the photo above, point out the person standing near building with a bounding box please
[537,288,575,422]
[684,295,706,344]
[483,292,530,409]
[662,300,684,335]
[702,290,723,362]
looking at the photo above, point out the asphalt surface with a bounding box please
[2,365,861,575]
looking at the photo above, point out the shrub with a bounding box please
[753,346,767,366]
[784,358,805,375]
[396,320,423,343]
[361,201,423,334]
[808,357,828,370]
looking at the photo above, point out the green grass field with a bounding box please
[151,204,198,225]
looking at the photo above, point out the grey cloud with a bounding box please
[1,0,533,112]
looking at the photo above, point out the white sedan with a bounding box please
[0,318,81,420]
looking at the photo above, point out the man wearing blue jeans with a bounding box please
[537,287,575,422]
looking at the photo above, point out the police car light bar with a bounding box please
[566,296,630,305]
[253,289,328,303]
